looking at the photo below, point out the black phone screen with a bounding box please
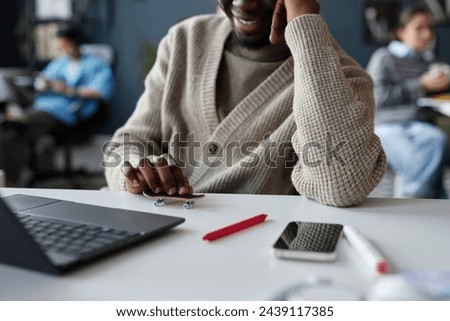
[273,222,343,253]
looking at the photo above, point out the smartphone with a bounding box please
[272,221,343,262]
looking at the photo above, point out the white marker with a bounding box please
[344,225,389,274]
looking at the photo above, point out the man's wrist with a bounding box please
[285,0,320,22]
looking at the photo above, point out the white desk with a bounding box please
[0,188,449,300]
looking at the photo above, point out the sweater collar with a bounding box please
[200,17,294,137]
[388,40,435,61]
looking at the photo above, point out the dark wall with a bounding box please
[0,0,24,67]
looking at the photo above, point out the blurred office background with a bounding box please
[1,0,450,193]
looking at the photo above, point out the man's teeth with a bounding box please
[239,18,260,25]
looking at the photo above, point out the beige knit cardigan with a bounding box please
[104,14,387,207]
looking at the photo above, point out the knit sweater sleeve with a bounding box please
[104,33,171,191]
[285,15,387,207]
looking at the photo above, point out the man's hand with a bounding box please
[122,155,194,195]
[270,0,320,44]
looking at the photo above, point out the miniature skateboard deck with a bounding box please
[143,188,205,209]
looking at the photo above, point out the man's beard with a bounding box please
[231,31,272,50]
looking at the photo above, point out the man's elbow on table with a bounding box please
[291,151,387,208]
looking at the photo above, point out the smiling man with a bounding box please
[105,0,387,207]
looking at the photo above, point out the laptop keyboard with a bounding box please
[15,214,139,257]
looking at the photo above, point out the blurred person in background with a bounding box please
[366,5,450,199]
[0,25,113,186]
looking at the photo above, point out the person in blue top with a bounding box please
[33,25,114,126]
[0,25,114,185]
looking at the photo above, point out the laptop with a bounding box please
[0,194,185,275]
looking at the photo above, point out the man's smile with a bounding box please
[232,13,271,35]
[237,17,262,25]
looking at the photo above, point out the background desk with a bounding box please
[0,188,449,300]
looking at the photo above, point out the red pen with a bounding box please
[202,214,268,242]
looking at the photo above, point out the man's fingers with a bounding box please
[152,158,179,195]
[121,161,142,186]
[123,166,147,194]
[138,158,163,194]
[126,172,148,194]
[170,166,193,195]
[127,156,193,195]
[270,0,287,44]
[152,156,193,195]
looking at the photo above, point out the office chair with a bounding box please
[26,103,108,188]
[25,44,114,188]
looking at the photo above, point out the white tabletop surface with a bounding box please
[0,188,449,300]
